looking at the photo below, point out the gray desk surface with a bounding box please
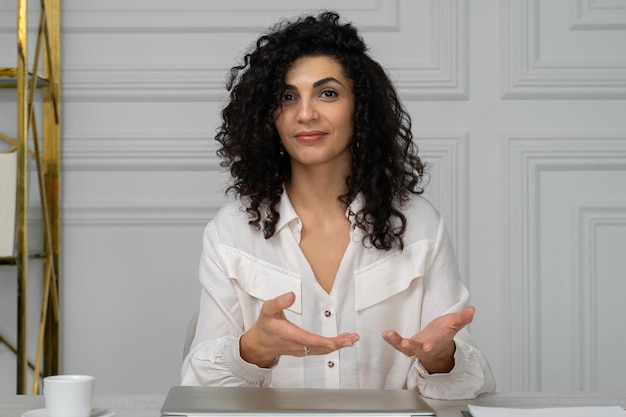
[1,391,625,417]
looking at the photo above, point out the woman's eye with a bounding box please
[321,90,337,98]
[281,93,295,101]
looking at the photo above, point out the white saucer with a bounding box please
[22,409,115,417]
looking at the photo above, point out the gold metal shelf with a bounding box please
[0,0,61,395]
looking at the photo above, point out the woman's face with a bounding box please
[274,55,355,171]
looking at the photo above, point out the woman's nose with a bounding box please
[295,99,319,123]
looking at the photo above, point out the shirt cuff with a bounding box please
[414,340,466,381]
[412,338,494,400]
[223,335,275,385]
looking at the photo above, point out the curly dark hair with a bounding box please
[215,11,425,250]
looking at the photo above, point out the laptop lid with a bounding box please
[161,386,436,416]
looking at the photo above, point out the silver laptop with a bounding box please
[161,386,436,416]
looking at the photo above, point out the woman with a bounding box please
[181,11,495,400]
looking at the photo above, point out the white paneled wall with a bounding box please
[1,0,625,395]
[501,134,626,391]
[501,0,626,98]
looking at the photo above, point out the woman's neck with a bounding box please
[285,162,351,217]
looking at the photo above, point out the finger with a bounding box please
[262,292,295,316]
[382,330,420,357]
[279,292,296,308]
[301,332,360,351]
[400,338,426,354]
[381,330,402,346]
[297,332,360,357]
[330,332,360,349]
[459,306,475,325]
[443,306,475,332]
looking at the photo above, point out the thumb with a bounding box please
[264,292,295,315]
[278,291,296,308]
[460,306,475,325]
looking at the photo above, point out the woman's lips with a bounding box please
[295,131,326,142]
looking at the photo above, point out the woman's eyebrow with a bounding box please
[284,77,345,91]
[285,77,345,91]
[313,77,344,88]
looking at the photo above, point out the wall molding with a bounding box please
[64,1,400,33]
[62,131,219,171]
[62,205,218,227]
[0,1,400,33]
[501,0,626,99]
[61,66,228,103]
[417,131,469,283]
[570,0,626,30]
[27,203,218,227]
[501,132,626,391]
[572,202,626,390]
[394,0,468,100]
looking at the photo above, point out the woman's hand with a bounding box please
[239,292,360,368]
[381,306,475,374]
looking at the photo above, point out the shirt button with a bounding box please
[327,361,335,368]
[324,310,331,317]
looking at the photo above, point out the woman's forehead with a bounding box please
[284,56,350,84]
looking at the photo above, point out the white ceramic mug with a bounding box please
[43,375,95,417]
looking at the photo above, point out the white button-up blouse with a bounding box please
[181,192,496,399]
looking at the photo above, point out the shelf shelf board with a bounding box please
[0,252,47,265]
[0,67,50,89]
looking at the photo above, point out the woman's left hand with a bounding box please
[381,306,475,374]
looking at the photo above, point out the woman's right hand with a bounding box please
[239,292,360,368]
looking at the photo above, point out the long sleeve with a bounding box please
[180,222,273,387]
[406,217,496,399]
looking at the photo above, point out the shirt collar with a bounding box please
[273,186,365,234]
[274,186,300,233]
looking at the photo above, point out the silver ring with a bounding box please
[304,345,311,356]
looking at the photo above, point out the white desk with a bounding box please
[1,391,625,417]
[427,391,626,416]
[0,395,163,417]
